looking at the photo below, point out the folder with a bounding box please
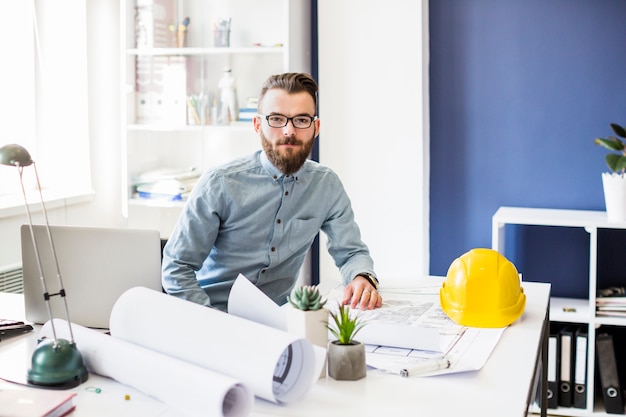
[573,326,588,409]
[558,326,575,408]
[535,327,562,409]
[546,331,559,408]
[596,333,625,414]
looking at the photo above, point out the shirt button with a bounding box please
[271,247,276,252]
[277,219,281,224]
[285,191,289,196]
[261,269,266,274]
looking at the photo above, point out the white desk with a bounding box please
[0,279,550,417]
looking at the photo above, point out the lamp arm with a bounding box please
[31,162,76,343]
[17,165,59,343]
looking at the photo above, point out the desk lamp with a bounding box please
[0,143,88,388]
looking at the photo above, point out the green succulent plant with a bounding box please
[326,303,366,345]
[594,123,626,176]
[287,285,327,311]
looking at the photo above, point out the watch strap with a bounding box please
[357,273,379,290]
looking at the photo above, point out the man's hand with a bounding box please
[342,275,382,310]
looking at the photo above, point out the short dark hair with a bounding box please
[258,72,318,112]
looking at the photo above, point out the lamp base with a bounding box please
[27,338,88,389]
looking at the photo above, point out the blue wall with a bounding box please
[429,0,626,297]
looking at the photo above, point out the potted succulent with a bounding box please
[286,285,329,378]
[326,303,367,381]
[594,123,626,222]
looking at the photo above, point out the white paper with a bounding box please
[109,286,317,404]
[227,275,329,384]
[356,323,441,352]
[325,287,445,352]
[39,319,252,417]
[228,274,287,330]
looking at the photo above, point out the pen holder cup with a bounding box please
[176,30,186,48]
[213,30,230,47]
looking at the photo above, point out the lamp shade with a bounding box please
[0,144,33,167]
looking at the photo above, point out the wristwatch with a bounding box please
[357,273,379,290]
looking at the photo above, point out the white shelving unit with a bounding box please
[120,0,311,237]
[492,206,626,416]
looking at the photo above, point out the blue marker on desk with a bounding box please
[400,357,450,377]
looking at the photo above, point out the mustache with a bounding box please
[276,138,302,146]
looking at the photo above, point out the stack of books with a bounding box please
[238,97,258,122]
[596,286,626,318]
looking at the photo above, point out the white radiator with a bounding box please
[0,263,23,294]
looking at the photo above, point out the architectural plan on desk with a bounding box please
[229,277,505,377]
[320,285,506,376]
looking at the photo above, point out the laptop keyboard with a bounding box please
[0,318,33,339]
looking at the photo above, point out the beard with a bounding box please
[261,130,316,175]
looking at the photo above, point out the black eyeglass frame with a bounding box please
[259,114,318,129]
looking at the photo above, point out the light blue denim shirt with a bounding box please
[162,150,375,311]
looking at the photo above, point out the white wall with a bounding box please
[317,1,430,284]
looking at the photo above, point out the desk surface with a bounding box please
[0,278,550,417]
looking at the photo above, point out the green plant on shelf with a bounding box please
[594,123,626,175]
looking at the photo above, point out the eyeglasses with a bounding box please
[260,114,317,129]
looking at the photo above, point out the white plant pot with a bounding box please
[602,172,626,222]
[286,307,329,378]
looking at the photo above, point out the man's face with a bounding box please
[254,89,320,175]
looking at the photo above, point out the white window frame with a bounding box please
[0,0,92,216]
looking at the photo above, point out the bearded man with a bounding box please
[162,73,382,312]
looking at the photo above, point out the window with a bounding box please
[0,0,91,208]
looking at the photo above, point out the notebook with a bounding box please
[21,224,163,329]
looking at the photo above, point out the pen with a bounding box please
[399,357,450,377]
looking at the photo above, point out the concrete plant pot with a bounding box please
[327,340,366,381]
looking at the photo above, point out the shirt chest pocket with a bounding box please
[288,218,319,252]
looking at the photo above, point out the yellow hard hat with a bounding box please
[439,248,526,328]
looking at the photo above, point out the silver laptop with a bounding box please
[21,224,163,329]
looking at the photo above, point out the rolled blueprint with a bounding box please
[40,319,252,417]
[109,286,317,404]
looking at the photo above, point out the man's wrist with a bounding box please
[356,273,379,290]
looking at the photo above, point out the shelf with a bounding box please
[493,206,626,229]
[127,122,253,133]
[127,46,283,56]
[128,198,186,209]
[529,404,608,417]
[549,297,591,323]
[493,206,626,417]
[121,0,310,237]
[595,315,626,327]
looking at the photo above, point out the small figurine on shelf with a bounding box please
[217,66,238,125]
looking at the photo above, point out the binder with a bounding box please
[558,326,575,408]
[596,333,625,414]
[573,326,588,409]
[533,330,559,409]
[547,330,559,408]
